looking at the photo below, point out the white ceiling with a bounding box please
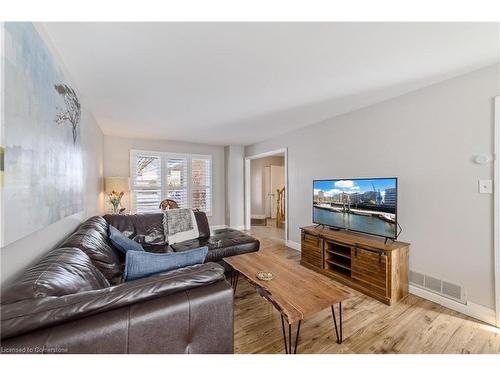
[40,22,499,146]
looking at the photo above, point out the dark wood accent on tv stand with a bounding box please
[300,226,410,305]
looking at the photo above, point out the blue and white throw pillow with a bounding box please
[109,225,144,254]
[124,246,209,281]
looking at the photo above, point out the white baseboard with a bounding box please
[251,214,267,219]
[409,285,497,326]
[286,240,301,251]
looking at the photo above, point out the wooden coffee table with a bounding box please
[224,251,352,354]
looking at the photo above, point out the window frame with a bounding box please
[130,149,212,216]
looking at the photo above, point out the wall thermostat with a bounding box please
[474,154,492,165]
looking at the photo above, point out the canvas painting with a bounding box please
[1,23,83,246]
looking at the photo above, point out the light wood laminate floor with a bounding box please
[232,224,500,354]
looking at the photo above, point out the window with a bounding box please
[166,156,188,208]
[130,152,162,214]
[191,157,212,214]
[130,150,212,215]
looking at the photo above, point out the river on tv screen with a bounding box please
[313,178,397,238]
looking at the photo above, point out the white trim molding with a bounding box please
[410,285,496,326]
[244,148,289,242]
[230,225,246,231]
[494,96,500,327]
[286,240,301,251]
[251,214,267,219]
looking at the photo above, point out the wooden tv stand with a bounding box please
[300,226,410,305]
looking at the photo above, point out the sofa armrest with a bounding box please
[1,262,225,340]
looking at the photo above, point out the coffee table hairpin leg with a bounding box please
[280,302,342,354]
[280,315,301,354]
[331,302,343,344]
[230,269,239,294]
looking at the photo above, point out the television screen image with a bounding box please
[313,178,398,239]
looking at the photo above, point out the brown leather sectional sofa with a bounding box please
[0,213,260,354]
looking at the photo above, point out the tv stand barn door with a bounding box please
[300,226,410,305]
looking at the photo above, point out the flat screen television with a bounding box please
[313,177,398,239]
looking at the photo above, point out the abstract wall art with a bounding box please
[1,22,83,246]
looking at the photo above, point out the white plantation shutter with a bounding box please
[166,156,188,208]
[134,190,162,213]
[130,150,212,215]
[131,151,162,213]
[191,156,212,215]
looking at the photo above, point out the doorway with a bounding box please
[245,149,288,243]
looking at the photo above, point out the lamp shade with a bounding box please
[105,177,129,193]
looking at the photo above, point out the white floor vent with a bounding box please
[409,270,465,303]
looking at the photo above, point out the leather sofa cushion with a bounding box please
[1,247,110,304]
[76,215,109,237]
[60,217,123,284]
[170,228,260,262]
[194,211,210,238]
[104,213,166,245]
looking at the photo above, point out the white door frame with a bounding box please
[494,96,500,327]
[244,148,288,242]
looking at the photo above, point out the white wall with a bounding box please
[103,135,226,227]
[250,156,284,217]
[225,145,245,229]
[0,24,105,285]
[246,64,500,310]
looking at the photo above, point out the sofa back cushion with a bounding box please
[194,211,211,238]
[60,216,123,284]
[104,213,166,245]
[1,247,110,304]
[104,212,212,243]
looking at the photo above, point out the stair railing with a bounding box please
[276,186,285,227]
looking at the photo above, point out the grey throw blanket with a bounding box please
[163,208,194,236]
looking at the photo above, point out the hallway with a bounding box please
[250,218,285,244]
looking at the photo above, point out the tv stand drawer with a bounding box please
[301,252,322,268]
[301,230,323,268]
[352,248,386,272]
[301,243,322,257]
[302,232,322,249]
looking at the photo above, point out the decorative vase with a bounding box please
[108,191,125,214]
[111,201,120,214]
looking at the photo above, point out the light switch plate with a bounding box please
[479,180,493,194]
